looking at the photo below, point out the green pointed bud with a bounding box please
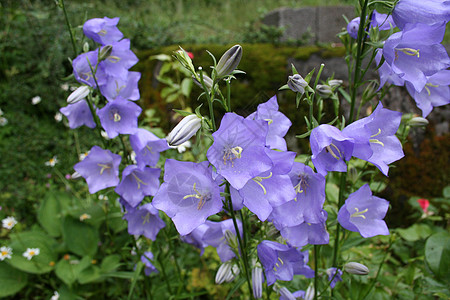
[67,86,90,104]
[216,45,243,78]
[166,114,202,146]
[328,79,343,89]
[344,262,369,275]
[99,45,113,61]
[347,166,358,184]
[224,229,239,251]
[316,84,333,98]
[409,116,429,127]
[83,42,90,53]
[287,74,308,94]
[174,47,196,75]
[193,74,214,91]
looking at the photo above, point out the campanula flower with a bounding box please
[201,219,242,262]
[207,112,272,189]
[166,114,202,147]
[67,86,90,104]
[287,74,308,94]
[123,203,165,240]
[100,39,139,81]
[72,50,107,87]
[337,184,389,238]
[141,251,159,276]
[392,0,450,30]
[252,266,263,298]
[382,22,450,92]
[257,240,314,286]
[115,165,161,208]
[371,10,396,30]
[129,128,169,168]
[310,124,354,176]
[74,146,121,193]
[347,17,360,39]
[279,211,329,247]
[342,102,404,176]
[99,71,141,101]
[326,267,343,288]
[216,262,239,284]
[375,49,405,89]
[97,98,142,138]
[344,262,369,275]
[60,100,96,129]
[216,45,243,78]
[181,222,210,255]
[83,17,124,45]
[246,95,292,151]
[152,160,222,235]
[406,70,450,117]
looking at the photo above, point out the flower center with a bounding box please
[424,83,439,96]
[251,172,273,195]
[273,257,284,272]
[131,172,148,189]
[107,55,121,63]
[141,212,151,225]
[350,207,368,219]
[395,47,420,59]
[325,143,342,160]
[264,118,273,125]
[98,29,107,36]
[294,175,309,200]
[222,146,243,167]
[97,163,111,175]
[369,128,384,146]
[1,251,7,256]
[183,182,210,210]
[81,71,93,81]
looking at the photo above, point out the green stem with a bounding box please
[226,79,231,112]
[119,135,131,165]
[163,228,184,292]
[349,0,369,123]
[60,0,77,57]
[314,245,319,300]
[310,64,325,127]
[225,183,254,299]
[156,249,173,295]
[332,172,348,268]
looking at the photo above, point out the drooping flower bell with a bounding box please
[152,160,223,235]
[123,203,165,240]
[287,74,308,95]
[97,98,142,138]
[310,124,354,176]
[201,219,243,262]
[74,146,121,193]
[72,50,107,88]
[392,0,450,30]
[140,251,159,276]
[337,184,389,238]
[347,17,360,39]
[100,71,141,102]
[129,128,169,168]
[60,100,96,129]
[83,17,124,45]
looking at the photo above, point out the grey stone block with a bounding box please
[317,6,355,43]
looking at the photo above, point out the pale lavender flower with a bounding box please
[141,251,159,276]
[123,203,165,240]
[371,10,396,30]
[393,0,450,30]
[326,267,343,288]
[60,100,96,129]
[347,17,360,39]
[83,17,124,45]
[100,71,141,101]
[129,128,169,168]
[72,50,107,87]
[202,219,242,262]
[97,98,142,138]
[338,184,389,238]
[100,39,139,81]
[73,146,121,193]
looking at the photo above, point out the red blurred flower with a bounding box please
[417,198,429,214]
[187,52,194,59]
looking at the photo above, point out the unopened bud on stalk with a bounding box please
[287,74,308,94]
[278,287,296,300]
[193,74,214,91]
[344,262,369,275]
[99,45,113,61]
[215,262,239,284]
[216,45,243,78]
[166,114,202,146]
[304,285,314,300]
[67,86,90,104]
[409,116,429,127]
[71,171,81,179]
[174,47,196,74]
[252,266,263,298]
[328,79,343,89]
[224,229,239,250]
[316,84,333,98]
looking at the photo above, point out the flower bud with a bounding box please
[304,285,314,300]
[287,74,308,94]
[215,262,231,284]
[67,86,90,104]
[166,114,202,146]
[216,45,243,78]
[278,287,296,300]
[328,79,343,88]
[409,116,429,127]
[193,74,214,91]
[224,229,239,251]
[316,84,333,98]
[252,266,263,299]
[99,45,113,61]
[344,262,369,275]
[174,47,196,74]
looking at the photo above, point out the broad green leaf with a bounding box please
[54,256,90,287]
[0,262,28,297]
[100,254,122,273]
[38,192,63,237]
[8,231,57,274]
[396,224,433,242]
[180,78,192,97]
[165,92,180,103]
[326,182,339,204]
[78,265,101,284]
[62,217,99,257]
[425,231,450,280]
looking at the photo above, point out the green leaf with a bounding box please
[127,261,144,300]
[396,224,433,242]
[78,265,101,284]
[38,192,64,237]
[291,63,298,75]
[338,87,351,104]
[8,231,57,274]
[54,256,91,287]
[172,109,193,117]
[161,86,177,99]
[226,277,245,300]
[296,130,311,139]
[296,92,302,108]
[150,54,172,61]
[100,254,122,273]
[305,68,315,83]
[180,78,192,97]
[443,186,450,198]
[326,182,339,204]
[165,92,180,103]
[279,84,290,91]
[62,217,99,257]
[425,231,450,280]
[0,262,28,297]
[369,181,387,193]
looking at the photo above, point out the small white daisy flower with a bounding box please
[0,117,8,126]
[23,248,40,260]
[31,96,41,105]
[2,216,17,229]
[54,112,63,122]
[0,246,13,261]
[79,213,91,221]
[45,156,58,167]
[50,291,60,300]
[98,194,108,201]
[79,151,89,161]
[101,130,109,139]
[60,83,70,91]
